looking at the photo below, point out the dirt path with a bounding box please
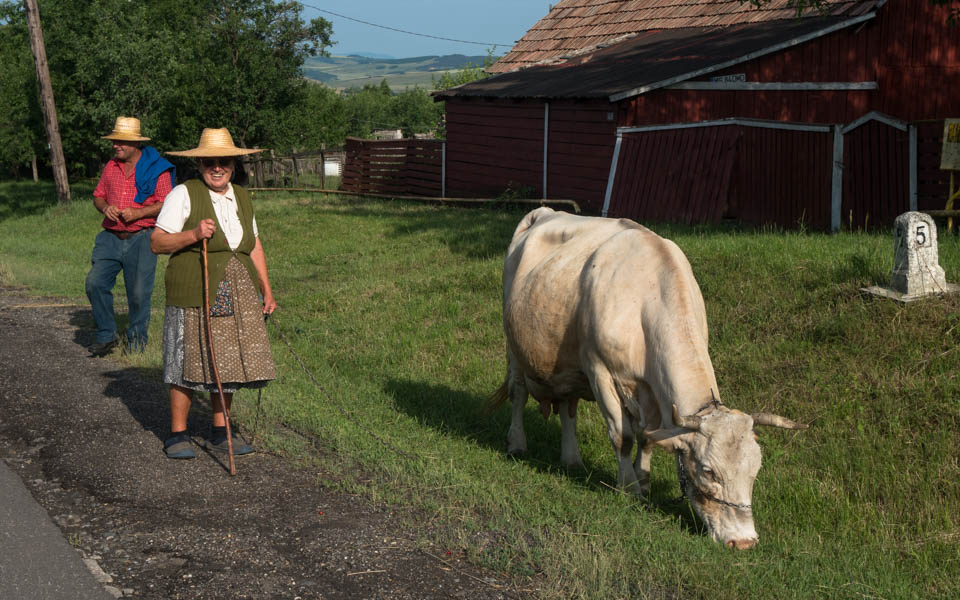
[0,287,526,599]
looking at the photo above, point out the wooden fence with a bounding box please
[342,137,444,197]
[241,149,344,188]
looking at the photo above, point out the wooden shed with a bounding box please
[434,0,960,230]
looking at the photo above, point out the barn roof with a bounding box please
[434,10,879,102]
[489,0,887,74]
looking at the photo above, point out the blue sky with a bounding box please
[298,1,552,58]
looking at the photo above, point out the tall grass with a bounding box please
[1,181,958,599]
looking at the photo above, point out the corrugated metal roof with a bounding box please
[489,0,886,74]
[435,14,875,101]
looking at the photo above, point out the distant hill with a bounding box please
[303,54,494,92]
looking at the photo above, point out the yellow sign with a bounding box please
[941,119,960,170]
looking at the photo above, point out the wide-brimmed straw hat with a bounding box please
[166,128,264,158]
[101,116,150,142]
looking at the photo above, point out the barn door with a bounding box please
[841,116,911,231]
[605,126,741,224]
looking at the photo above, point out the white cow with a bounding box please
[491,207,805,549]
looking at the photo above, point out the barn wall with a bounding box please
[840,120,911,231]
[606,126,740,223]
[444,100,545,199]
[608,124,835,229]
[444,98,615,211]
[733,126,835,230]
[546,103,617,213]
[621,1,960,126]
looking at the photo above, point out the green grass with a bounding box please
[1,181,959,599]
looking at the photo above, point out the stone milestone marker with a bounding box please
[864,211,960,302]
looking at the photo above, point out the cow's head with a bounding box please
[652,405,806,549]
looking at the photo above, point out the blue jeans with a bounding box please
[85,228,158,350]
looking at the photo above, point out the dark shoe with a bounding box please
[205,430,254,456]
[88,339,118,357]
[163,433,196,459]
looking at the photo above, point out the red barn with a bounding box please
[434,0,960,230]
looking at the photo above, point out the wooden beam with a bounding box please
[665,81,878,91]
[23,0,70,204]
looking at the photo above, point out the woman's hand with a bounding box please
[262,291,277,315]
[193,218,217,242]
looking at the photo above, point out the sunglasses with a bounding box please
[199,158,234,168]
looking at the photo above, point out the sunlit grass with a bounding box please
[1,181,958,599]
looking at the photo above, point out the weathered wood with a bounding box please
[24,0,70,204]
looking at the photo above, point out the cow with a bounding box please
[490,207,806,549]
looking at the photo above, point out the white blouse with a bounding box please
[156,183,258,251]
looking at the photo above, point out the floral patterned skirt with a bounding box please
[162,256,275,392]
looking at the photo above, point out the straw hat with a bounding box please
[166,128,264,157]
[101,116,150,142]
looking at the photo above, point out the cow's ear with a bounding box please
[647,428,693,453]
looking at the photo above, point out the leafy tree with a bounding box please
[0,4,42,178]
[432,48,497,90]
[0,0,333,176]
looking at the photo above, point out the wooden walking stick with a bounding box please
[201,238,236,475]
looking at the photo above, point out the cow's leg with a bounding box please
[630,383,656,498]
[505,352,528,456]
[589,366,642,495]
[558,398,584,469]
[633,436,654,498]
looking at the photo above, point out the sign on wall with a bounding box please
[940,119,960,170]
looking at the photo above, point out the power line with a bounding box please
[301,3,510,48]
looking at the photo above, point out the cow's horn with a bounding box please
[751,413,808,430]
[672,405,702,430]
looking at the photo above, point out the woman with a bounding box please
[151,128,276,459]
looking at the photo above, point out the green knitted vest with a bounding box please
[164,179,260,308]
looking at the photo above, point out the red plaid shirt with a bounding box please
[93,158,172,232]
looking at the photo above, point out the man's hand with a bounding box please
[118,206,142,222]
[102,204,121,221]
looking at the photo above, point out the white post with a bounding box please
[602,130,624,217]
[543,102,550,199]
[831,124,844,232]
[909,125,918,212]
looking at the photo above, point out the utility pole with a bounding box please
[23,0,70,203]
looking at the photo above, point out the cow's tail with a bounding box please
[485,377,510,415]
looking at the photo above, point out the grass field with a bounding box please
[303,53,490,91]
[1,181,958,599]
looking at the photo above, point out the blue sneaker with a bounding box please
[163,433,196,459]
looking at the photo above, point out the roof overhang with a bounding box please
[434,12,879,102]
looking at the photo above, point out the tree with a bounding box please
[432,48,497,90]
[0,0,333,176]
[0,3,42,179]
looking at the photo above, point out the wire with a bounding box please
[300,3,509,48]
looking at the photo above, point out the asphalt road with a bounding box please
[0,287,525,599]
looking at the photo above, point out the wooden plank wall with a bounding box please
[546,103,618,213]
[622,1,960,126]
[916,120,951,213]
[732,127,834,230]
[841,120,910,231]
[607,126,740,224]
[342,137,443,196]
[444,101,544,198]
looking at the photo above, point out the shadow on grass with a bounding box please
[0,181,76,222]
[301,200,530,260]
[384,376,704,537]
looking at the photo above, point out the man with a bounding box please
[85,117,175,356]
